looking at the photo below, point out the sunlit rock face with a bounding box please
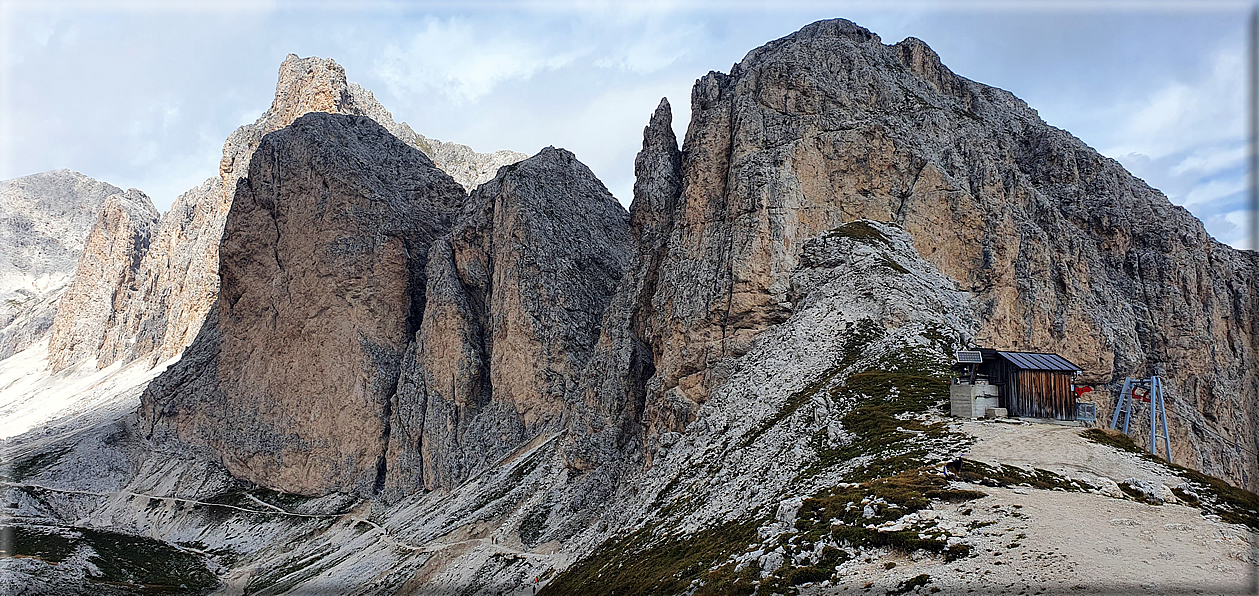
[47,189,159,373]
[383,146,635,497]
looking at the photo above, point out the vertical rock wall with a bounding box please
[47,189,159,372]
[383,147,634,496]
[141,113,465,496]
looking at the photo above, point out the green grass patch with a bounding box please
[5,446,72,481]
[693,560,759,596]
[248,488,318,512]
[1079,428,1148,455]
[952,459,1084,492]
[798,469,985,531]
[755,545,852,595]
[1082,428,1259,529]
[1166,463,1259,529]
[824,221,891,245]
[539,519,762,596]
[794,469,980,565]
[874,255,910,275]
[244,544,342,595]
[2,524,217,594]
[807,344,959,482]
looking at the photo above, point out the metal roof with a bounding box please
[995,351,1081,372]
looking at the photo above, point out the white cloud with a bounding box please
[1180,177,1245,209]
[1206,209,1254,251]
[593,23,700,74]
[1170,143,1245,177]
[1102,47,1243,160]
[1096,44,1248,247]
[161,105,180,130]
[373,17,586,103]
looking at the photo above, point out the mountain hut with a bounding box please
[952,349,1083,421]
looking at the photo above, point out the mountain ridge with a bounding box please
[0,18,1255,595]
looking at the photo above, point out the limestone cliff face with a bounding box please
[383,147,633,496]
[140,113,466,496]
[94,177,224,368]
[630,19,1258,488]
[0,170,122,359]
[46,190,159,372]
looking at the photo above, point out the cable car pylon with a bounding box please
[1108,376,1172,462]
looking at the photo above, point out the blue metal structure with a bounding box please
[1108,376,1172,462]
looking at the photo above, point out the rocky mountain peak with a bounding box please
[635,17,1258,488]
[229,54,524,193]
[629,97,681,245]
[220,54,415,186]
[266,54,355,125]
[798,17,879,42]
[51,54,524,376]
[892,36,965,98]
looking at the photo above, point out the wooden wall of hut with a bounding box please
[989,359,1077,420]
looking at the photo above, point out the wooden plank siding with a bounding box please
[1014,370,1076,420]
[989,359,1077,420]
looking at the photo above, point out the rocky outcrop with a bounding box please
[629,19,1258,488]
[628,100,688,445]
[140,113,466,496]
[415,135,528,192]
[0,170,122,359]
[46,190,159,372]
[383,146,633,496]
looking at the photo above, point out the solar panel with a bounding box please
[955,350,983,363]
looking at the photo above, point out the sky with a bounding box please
[1,0,1253,250]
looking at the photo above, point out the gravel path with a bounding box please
[800,420,1257,595]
